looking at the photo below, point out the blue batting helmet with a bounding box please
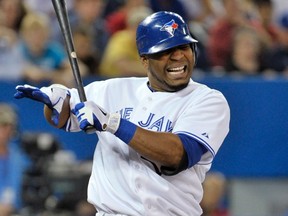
[136,11,198,56]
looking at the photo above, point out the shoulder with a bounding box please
[186,80,229,106]
[183,79,215,95]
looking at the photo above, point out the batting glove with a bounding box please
[72,101,121,133]
[14,84,70,125]
[73,101,137,144]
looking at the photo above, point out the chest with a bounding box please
[117,94,192,132]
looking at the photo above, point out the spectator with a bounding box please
[224,26,267,76]
[104,0,149,36]
[261,13,288,75]
[179,0,222,26]
[0,0,28,81]
[206,0,252,70]
[19,12,87,87]
[23,0,75,42]
[52,0,109,68]
[251,0,282,48]
[0,103,30,215]
[102,0,124,18]
[148,0,188,21]
[0,0,27,33]
[201,172,229,216]
[73,25,101,76]
[23,0,75,17]
[0,25,25,81]
[99,6,152,78]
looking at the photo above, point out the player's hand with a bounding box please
[72,101,121,133]
[14,84,70,125]
[14,84,52,105]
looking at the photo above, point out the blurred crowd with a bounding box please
[0,102,97,216]
[0,0,287,88]
[0,0,288,215]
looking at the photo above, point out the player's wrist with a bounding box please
[113,118,137,144]
[105,113,121,133]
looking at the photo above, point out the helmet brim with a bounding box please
[144,35,198,55]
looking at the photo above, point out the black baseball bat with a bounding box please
[52,0,96,133]
[51,0,86,102]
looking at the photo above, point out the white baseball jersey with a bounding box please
[67,77,230,216]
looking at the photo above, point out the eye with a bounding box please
[165,44,190,54]
[147,44,191,59]
[148,51,169,59]
[178,44,190,50]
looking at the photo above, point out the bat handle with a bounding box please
[85,126,97,134]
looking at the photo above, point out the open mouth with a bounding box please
[167,65,186,76]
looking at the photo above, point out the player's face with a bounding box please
[142,44,195,92]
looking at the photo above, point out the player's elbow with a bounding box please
[160,148,188,176]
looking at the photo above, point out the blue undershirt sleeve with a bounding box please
[114,119,137,144]
[177,133,208,168]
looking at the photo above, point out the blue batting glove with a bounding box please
[14,84,52,107]
[14,84,70,125]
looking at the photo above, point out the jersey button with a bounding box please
[136,183,142,189]
[135,179,142,192]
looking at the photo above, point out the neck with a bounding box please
[147,82,157,92]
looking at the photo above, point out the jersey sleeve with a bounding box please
[173,89,230,164]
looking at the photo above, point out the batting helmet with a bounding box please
[136,11,198,56]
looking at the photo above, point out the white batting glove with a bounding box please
[14,84,70,125]
[73,101,121,133]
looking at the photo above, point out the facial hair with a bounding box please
[148,67,189,92]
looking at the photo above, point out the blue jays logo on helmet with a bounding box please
[136,11,198,56]
[160,19,179,37]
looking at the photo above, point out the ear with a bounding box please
[140,56,149,69]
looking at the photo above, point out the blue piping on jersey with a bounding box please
[175,131,215,157]
[177,133,208,168]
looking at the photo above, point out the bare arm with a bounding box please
[130,127,185,168]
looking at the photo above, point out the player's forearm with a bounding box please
[104,114,185,169]
[128,127,185,169]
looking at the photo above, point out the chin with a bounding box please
[167,81,189,92]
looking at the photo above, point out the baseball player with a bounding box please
[14,11,230,216]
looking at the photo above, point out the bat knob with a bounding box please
[85,126,97,134]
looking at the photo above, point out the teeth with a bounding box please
[168,66,185,72]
